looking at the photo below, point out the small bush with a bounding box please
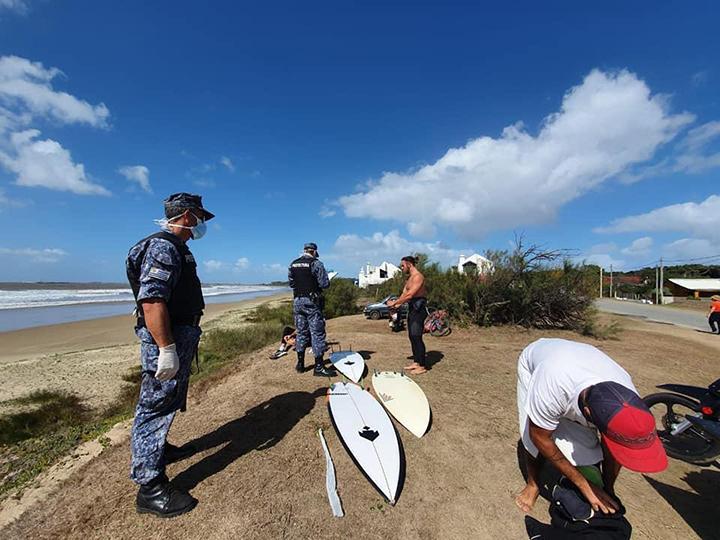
[324,279,361,319]
[198,322,281,371]
[245,302,294,325]
[581,312,623,340]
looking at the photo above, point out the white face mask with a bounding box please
[154,212,207,240]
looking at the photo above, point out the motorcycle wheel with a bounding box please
[644,392,720,465]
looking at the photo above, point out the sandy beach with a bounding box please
[0,293,291,412]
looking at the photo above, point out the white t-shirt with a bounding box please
[519,338,636,431]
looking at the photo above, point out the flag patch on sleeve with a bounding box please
[148,267,171,281]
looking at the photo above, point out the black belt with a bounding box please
[136,314,202,328]
[293,291,321,298]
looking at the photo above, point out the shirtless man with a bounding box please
[386,256,429,374]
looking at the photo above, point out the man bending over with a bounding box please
[515,338,667,514]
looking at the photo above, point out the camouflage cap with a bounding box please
[164,192,215,221]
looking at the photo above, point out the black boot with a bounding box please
[164,442,197,464]
[295,351,305,373]
[136,476,197,518]
[313,356,337,377]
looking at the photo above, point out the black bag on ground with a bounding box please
[545,477,631,539]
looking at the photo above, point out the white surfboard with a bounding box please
[372,371,431,438]
[329,351,365,383]
[327,382,403,504]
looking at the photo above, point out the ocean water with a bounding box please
[0,284,287,332]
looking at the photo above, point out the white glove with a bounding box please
[155,343,179,381]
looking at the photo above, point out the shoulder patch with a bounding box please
[148,267,172,281]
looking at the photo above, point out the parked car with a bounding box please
[363,295,408,320]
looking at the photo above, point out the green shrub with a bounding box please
[374,242,595,331]
[324,278,360,319]
[245,301,294,325]
[198,322,281,371]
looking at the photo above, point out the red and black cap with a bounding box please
[586,381,667,473]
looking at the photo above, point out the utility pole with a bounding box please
[610,264,614,298]
[600,267,603,298]
[659,257,664,305]
[655,265,659,305]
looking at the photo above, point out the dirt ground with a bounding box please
[2,313,719,539]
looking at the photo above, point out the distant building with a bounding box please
[358,262,400,288]
[667,278,720,299]
[457,253,493,275]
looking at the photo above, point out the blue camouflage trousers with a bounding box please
[293,297,326,358]
[130,325,201,485]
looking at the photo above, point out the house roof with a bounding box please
[668,278,720,292]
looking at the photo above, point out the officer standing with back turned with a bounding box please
[126,192,214,518]
[288,242,336,376]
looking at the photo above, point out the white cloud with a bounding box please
[0,56,109,128]
[664,238,713,259]
[681,121,720,152]
[327,230,468,268]
[235,257,250,270]
[0,0,28,14]
[220,156,235,172]
[691,70,709,87]
[581,253,626,270]
[621,236,653,256]
[337,69,693,240]
[263,263,286,274]
[118,165,151,193]
[662,238,716,261]
[0,56,111,196]
[193,178,216,188]
[0,188,25,210]
[621,120,720,182]
[597,195,720,242]
[0,130,110,195]
[0,247,67,263]
[204,259,227,271]
[319,205,336,218]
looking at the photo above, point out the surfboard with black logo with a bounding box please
[329,351,366,383]
[327,382,404,504]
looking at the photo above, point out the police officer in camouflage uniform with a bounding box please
[126,193,214,518]
[288,243,336,376]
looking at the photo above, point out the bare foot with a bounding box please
[515,484,540,514]
[409,366,427,375]
[403,363,420,371]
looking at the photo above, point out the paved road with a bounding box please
[596,298,710,332]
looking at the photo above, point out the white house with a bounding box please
[457,253,493,275]
[358,261,400,288]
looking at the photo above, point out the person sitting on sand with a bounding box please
[515,338,667,516]
[269,326,297,359]
[386,255,429,375]
[708,295,720,334]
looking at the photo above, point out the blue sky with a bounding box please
[0,0,718,283]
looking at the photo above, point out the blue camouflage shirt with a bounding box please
[127,237,184,303]
[288,254,330,290]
